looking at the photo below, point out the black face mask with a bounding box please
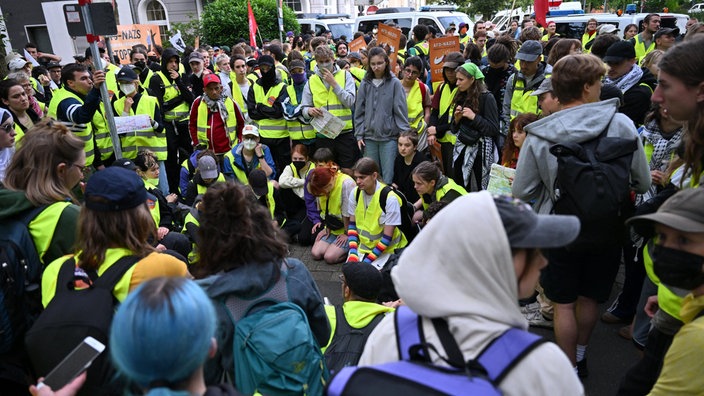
[652,245,704,291]
[260,67,277,89]
[148,56,159,63]
[134,61,147,71]
[292,160,306,171]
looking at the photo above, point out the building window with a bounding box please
[140,0,169,44]
[284,0,302,12]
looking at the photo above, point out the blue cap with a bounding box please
[84,167,147,212]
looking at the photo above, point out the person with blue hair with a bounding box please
[110,277,243,396]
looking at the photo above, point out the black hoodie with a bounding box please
[149,48,194,111]
[621,67,658,127]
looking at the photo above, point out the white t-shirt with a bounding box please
[347,181,402,226]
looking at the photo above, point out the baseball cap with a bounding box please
[289,59,305,72]
[46,62,62,70]
[220,45,231,54]
[111,158,138,171]
[246,56,258,68]
[347,52,362,61]
[603,40,636,63]
[242,124,259,137]
[341,262,383,300]
[442,52,465,69]
[494,195,580,249]
[627,188,704,238]
[8,57,29,71]
[116,66,139,82]
[248,169,269,197]
[203,73,221,86]
[531,78,553,96]
[198,156,219,179]
[654,27,680,39]
[515,40,543,62]
[84,167,147,212]
[598,24,620,35]
[188,51,204,64]
[459,22,469,30]
[287,31,294,37]
[258,55,275,67]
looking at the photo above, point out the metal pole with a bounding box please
[278,0,284,43]
[78,0,122,159]
[104,36,115,64]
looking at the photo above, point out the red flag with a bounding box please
[248,0,259,48]
[534,0,549,28]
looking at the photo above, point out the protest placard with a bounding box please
[429,36,460,83]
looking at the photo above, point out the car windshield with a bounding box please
[328,23,354,40]
[438,15,472,31]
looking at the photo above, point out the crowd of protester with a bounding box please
[0,13,703,396]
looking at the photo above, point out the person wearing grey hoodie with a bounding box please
[512,54,650,378]
[354,47,410,184]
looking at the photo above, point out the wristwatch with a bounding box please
[257,154,265,159]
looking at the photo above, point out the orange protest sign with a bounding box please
[429,36,460,83]
[109,24,163,65]
[348,36,366,53]
[376,23,402,66]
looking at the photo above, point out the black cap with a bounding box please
[603,40,636,63]
[111,158,138,171]
[258,55,275,67]
[116,66,139,82]
[84,167,147,212]
[248,169,269,197]
[341,262,383,300]
[654,27,680,40]
[46,62,62,70]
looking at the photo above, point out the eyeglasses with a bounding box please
[71,163,88,173]
[404,68,420,77]
[1,123,13,133]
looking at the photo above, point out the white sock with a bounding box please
[576,344,587,362]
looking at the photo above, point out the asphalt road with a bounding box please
[289,243,641,396]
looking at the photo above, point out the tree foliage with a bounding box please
[201,0,300,47]
[167,16,203,48]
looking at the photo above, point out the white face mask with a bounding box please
[120,83,136,96]
[243,139,257,150]
[318,62,333,72]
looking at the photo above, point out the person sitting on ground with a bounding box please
[410,160,467,223]
[222,124,276,184]
[182,151,225,206]
[279,143,314,232]
[322,262,394,373]
[358,193,583,394]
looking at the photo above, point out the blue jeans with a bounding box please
[363,139,397,184]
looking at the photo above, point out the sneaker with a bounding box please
[601,311,631,324]
[520,301,540,315]
[524,309,554,328]
[576,358,589,378]
[618,325,633,341]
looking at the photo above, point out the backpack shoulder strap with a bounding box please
[224,261,290,322]
[379,185,392,214]
[355,187,362,203]
[474,328,546,385]
[394,305,428,361]
[92,255,142,290]
[55,256,78,295]
[430,317,466,368]
[18,205,49,226]
[333,304,353,337]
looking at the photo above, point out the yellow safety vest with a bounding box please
[349,67,366,89]
[459,34,470,47]
[105,63,120,98]
[397,49,407,65]
[354,184,408,255]
[318,173,352,236]
[422,178,467,209]
[309,71,353,133]
[181,211,200,264]
[510,77,542,119]
[437,83,458,145]
[195,173,226,195]
[412,41,429,56]
[230,73,250,119]
[286,84,316,140]
[113,95,167,160]
[406,81,426,134]
[223,149,262,185]
[195,97,239,150]
[276,64,291,85]
[144,179,161,228]
[252,83,288,138]
[260,180,277,219]
[28,202,73,265]
[92,102,115,161]
[47,88,97,165]
[633,34,655,63]
[581,32,596,53]
[156,72,190,121]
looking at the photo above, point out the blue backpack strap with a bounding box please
[475,328,546,384]
[394,305,427,361]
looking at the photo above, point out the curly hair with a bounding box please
[502,113,539,167]
[196,182,288,275]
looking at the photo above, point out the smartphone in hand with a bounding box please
[37,336,105,390]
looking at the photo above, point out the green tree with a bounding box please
[167,16,203,48]
[201,0,299,47]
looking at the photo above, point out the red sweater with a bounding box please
[189,96,244,155]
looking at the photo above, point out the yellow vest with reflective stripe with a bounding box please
[92,102,115,161]
[113,95,167,160]
[47,87,96,165]
[223,150,260,185]
[181,212,200,264]
[196,173,226,195]
[581,32,596,53]
[318,173,352,236]
[354,185,408,255]
[156,72,190,121]
[260,180,276,219]
[252,83,288,138]
[438,83,457,144]
[422,178,467,209]
[28,202,73,265]
[230,74,250,119]
[510,78,542,119]
[286,84,316,140]
[309,71,353,132]
[633,34,655,63]
[406,81,426,134]
[195,97,239,149]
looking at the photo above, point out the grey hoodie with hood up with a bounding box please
[512,98,650,214]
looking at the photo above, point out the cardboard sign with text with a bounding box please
[348,35,366,53]
[376,23,401,66]
[429,36,460,83]
[110,25,163,65]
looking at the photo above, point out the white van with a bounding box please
[354,6,473,39]
[689,3,704,13]
[297,14,355,40]
[548,12,688,39]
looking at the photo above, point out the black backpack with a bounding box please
[0,205,47,355]
[25,255,140,395]
[324,305,385,375]
[356,185,419,243]
[549,125,638,250]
